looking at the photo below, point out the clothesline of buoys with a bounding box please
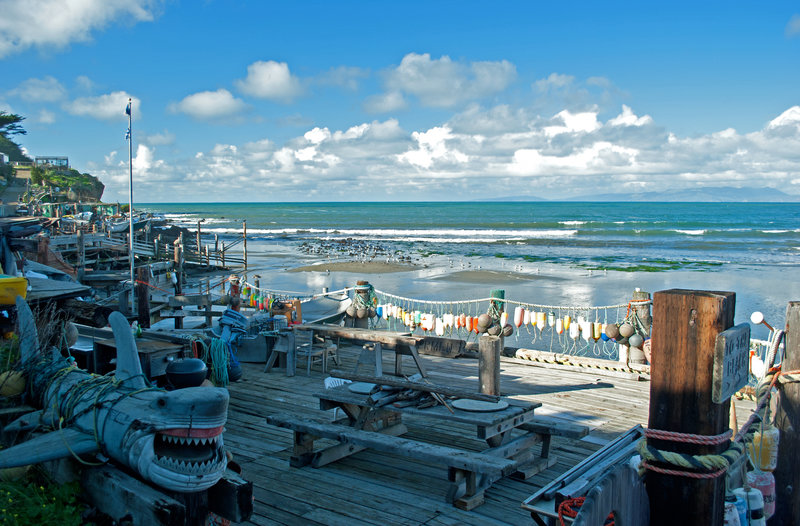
[371,288,652,360]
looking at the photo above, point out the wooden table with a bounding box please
[93,337,186,379]
[266,384,554,510]
[276,324,429,377]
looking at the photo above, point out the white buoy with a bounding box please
[514,306,523,327]
[523,309,531,326]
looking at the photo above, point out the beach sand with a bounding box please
[287,260,418,274]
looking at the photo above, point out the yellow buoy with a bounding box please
[0,370,25,397]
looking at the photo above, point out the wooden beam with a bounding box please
[647,289,734,526]
[80,464,186,525]
[328,370,500,402]
[774,301,800,525]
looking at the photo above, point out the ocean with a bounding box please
[140,201,800,339]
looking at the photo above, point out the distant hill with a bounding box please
[480,186,800,203]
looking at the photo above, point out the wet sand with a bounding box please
[287,260,418,274]
[432,269,567,284]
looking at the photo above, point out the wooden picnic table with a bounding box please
[266,383,555,510]
[267,323,430,377]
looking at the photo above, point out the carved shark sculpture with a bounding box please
[0,297,229,492]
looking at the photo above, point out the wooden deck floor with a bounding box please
[222,344,740,525]
[224,344,646,525]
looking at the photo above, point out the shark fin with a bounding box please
[15,295,40,363]
[108,311,147,389]
[0,427,100,468]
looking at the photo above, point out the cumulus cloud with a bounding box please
[90,103,800,202]
[381,53,516,108]
[364,91,407,113]
[534,73,575,92]
[168,89,246,119]
[235,61,303,101]
[64,91,139,120]
[8,76,66,102]
[0,0,160,58]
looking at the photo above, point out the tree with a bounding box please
[0,112,26,137]
[30,165,43,186]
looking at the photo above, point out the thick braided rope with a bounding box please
[644,428,732,446]
[637,439,745,478]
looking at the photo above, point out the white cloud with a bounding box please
[235,61,302,101]
[544,110,601,137]
[0,0,159,58]
[364,91,407,113]
[786,14,800,37]
[534,73,575,92]
[382,53,516,108]
[64,91,139,120]
[142,130,175,146]
[608,105,653,127]
[8,76,66,102]
[168,89,246,119]
[75,75,94,91]
[397,126,468,169]
[37,109,55,124]
[317,66,369,91]
[89,104,800,202]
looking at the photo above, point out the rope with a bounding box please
[641,364,800,480]
[644,428,732,446]
[557,496,615,526]
[374,288,639,311]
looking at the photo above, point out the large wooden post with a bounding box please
[243,220,247,270]
[773,301,800,525]
[76,229,85,283]
[647,289,735,526]
[174,242,183,329]
[136,266,150,329]
[196,221,202,254]
[478,335,501,396]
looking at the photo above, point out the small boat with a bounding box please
[106,213,150,233]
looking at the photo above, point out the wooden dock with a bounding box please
[221,340,736,525]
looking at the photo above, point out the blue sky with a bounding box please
[1,1,799,202]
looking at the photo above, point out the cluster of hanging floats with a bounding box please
[371,302,644,343]
[363,290,651,359]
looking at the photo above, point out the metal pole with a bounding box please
[127,98,135,312]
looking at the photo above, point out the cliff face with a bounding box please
[33,167,105,201]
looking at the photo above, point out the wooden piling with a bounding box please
[136,266,150,328]
[243,220,247,270]
[773,301,800,525]
[478,335,501,396]
[647,289,735,526]
[76,229,85,283]
[174,243,183,329]
[196,220,201,253]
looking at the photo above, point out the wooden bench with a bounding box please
[266,413,518,509]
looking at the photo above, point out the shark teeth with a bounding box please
[153,431,224,473]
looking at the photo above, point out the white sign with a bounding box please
[712,324,751,404]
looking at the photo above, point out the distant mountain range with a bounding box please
[481,186,800,203]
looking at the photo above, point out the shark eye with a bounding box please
[157,398,167,407]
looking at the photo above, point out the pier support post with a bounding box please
[136,266,150,328]
[243,220,247,270]
[173,243,184,329]
[196,221,201,255]
[478,335,501,396]
[76,230,85,283]
[774,301,800,525]
[647,289,734,526]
